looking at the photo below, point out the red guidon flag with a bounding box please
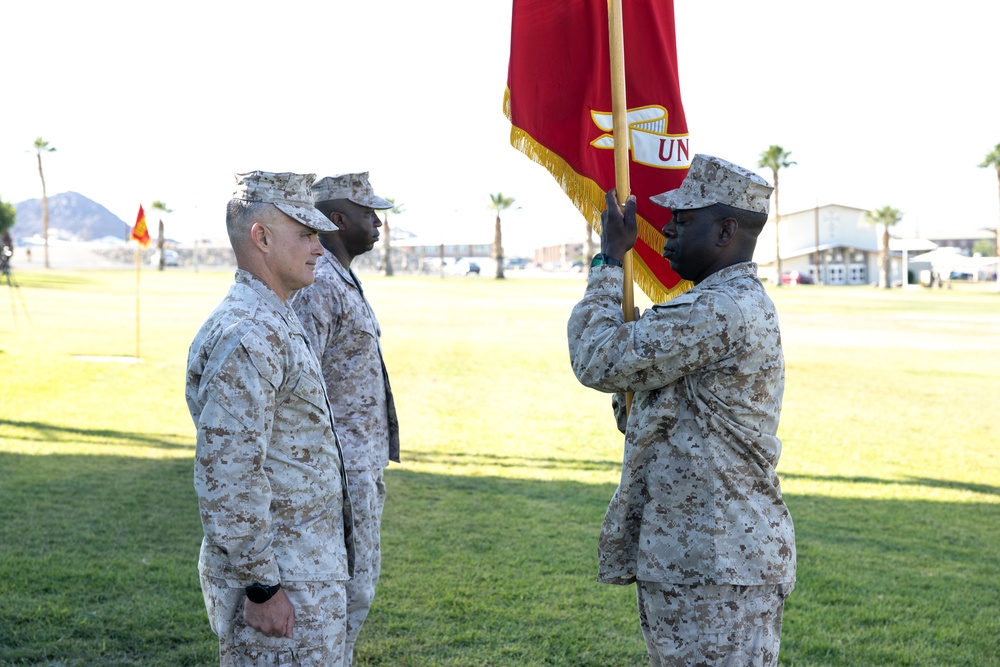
[131,204,151,247]
[504,0,691,302]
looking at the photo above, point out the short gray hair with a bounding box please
[226,199,273,250]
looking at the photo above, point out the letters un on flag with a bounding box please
[505,0,691,302]
[131,204,151,247]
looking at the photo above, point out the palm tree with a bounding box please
[757,146,796,285]
[382,199,404,277]
[33,137,56,268]
[977,143,1000,261]
[151,200,172,271]
[489,192,516,279]
[865,205,903,289]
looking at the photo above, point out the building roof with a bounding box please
[889,238,938,252]
[783,203,872,216]
[909,246,996,267]
[924,229,995,242]
[778,243,877,261]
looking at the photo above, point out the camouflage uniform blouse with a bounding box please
[186,270,353,586]
[290,252,400,471]
[568,262,795,587]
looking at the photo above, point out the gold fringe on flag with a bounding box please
[505,88,692,304]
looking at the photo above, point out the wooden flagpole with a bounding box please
[135,244,141,359]
[608,0,634,412]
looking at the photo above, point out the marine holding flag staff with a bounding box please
[186,171,354,666]
[567,155,796,667]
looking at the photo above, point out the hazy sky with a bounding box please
[2,0,997,254]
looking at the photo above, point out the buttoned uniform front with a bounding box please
[567,262,795,587]
[187,270,355,662]
[290,252,400,471]
[290,251,399,664]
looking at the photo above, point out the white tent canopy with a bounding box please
[910,247,987,268]
[909,247,998,284]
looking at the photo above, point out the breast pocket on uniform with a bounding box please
[346,308,378,340]
[289,372,329,413]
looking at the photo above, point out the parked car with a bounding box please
[446,258,480,275]
[780,270,813,285]
[149,250,179,267]
[504,257,530,270]
[949,271,974,281]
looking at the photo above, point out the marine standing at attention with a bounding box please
[187,170,355,666]
[290,171,400,666]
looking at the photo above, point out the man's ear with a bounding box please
[250,222,270,251]
[327,211,344,228]
[717,217,738,246]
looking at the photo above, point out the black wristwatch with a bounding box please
[245,582,281,604]
[591,253,624,269]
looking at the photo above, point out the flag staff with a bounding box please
[129,204,149,360]
[134,243,141,359]
[608,0,635,411]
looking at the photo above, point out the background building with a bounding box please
[755,204,887,285]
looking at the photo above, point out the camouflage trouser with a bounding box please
[635,580,794,667]
[201,574,348,666]
[344,467,386,666]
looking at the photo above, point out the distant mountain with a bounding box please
[13,192,130,242]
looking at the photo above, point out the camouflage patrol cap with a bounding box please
[232,171,338,232]
[650,154,773,215]
[312,172,392,210]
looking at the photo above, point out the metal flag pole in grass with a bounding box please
[130,204,151,359]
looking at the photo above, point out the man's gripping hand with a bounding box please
[600,189,638,261]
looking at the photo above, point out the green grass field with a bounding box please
[0,269,997,666]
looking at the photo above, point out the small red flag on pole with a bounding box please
[131,205,151,247]
[505,0,692,304]
[130,204,147,359]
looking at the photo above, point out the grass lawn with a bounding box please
[0,269,997,666]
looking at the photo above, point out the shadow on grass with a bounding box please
[5,273,98,290]
[0,418,194,451]
[782,471,1000,497]
[403,449,623,473]
[0,454,997,667]
[0,452,210,667]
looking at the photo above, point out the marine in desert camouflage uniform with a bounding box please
[186,171,354,666]
[567,155,796,667]
[289,172,400,666]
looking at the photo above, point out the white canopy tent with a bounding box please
[909,246,998,283]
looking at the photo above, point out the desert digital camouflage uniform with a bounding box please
[567,260,795,665]
[187,269,355,665]
[290,251,400,663]
[636,581,790,667]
